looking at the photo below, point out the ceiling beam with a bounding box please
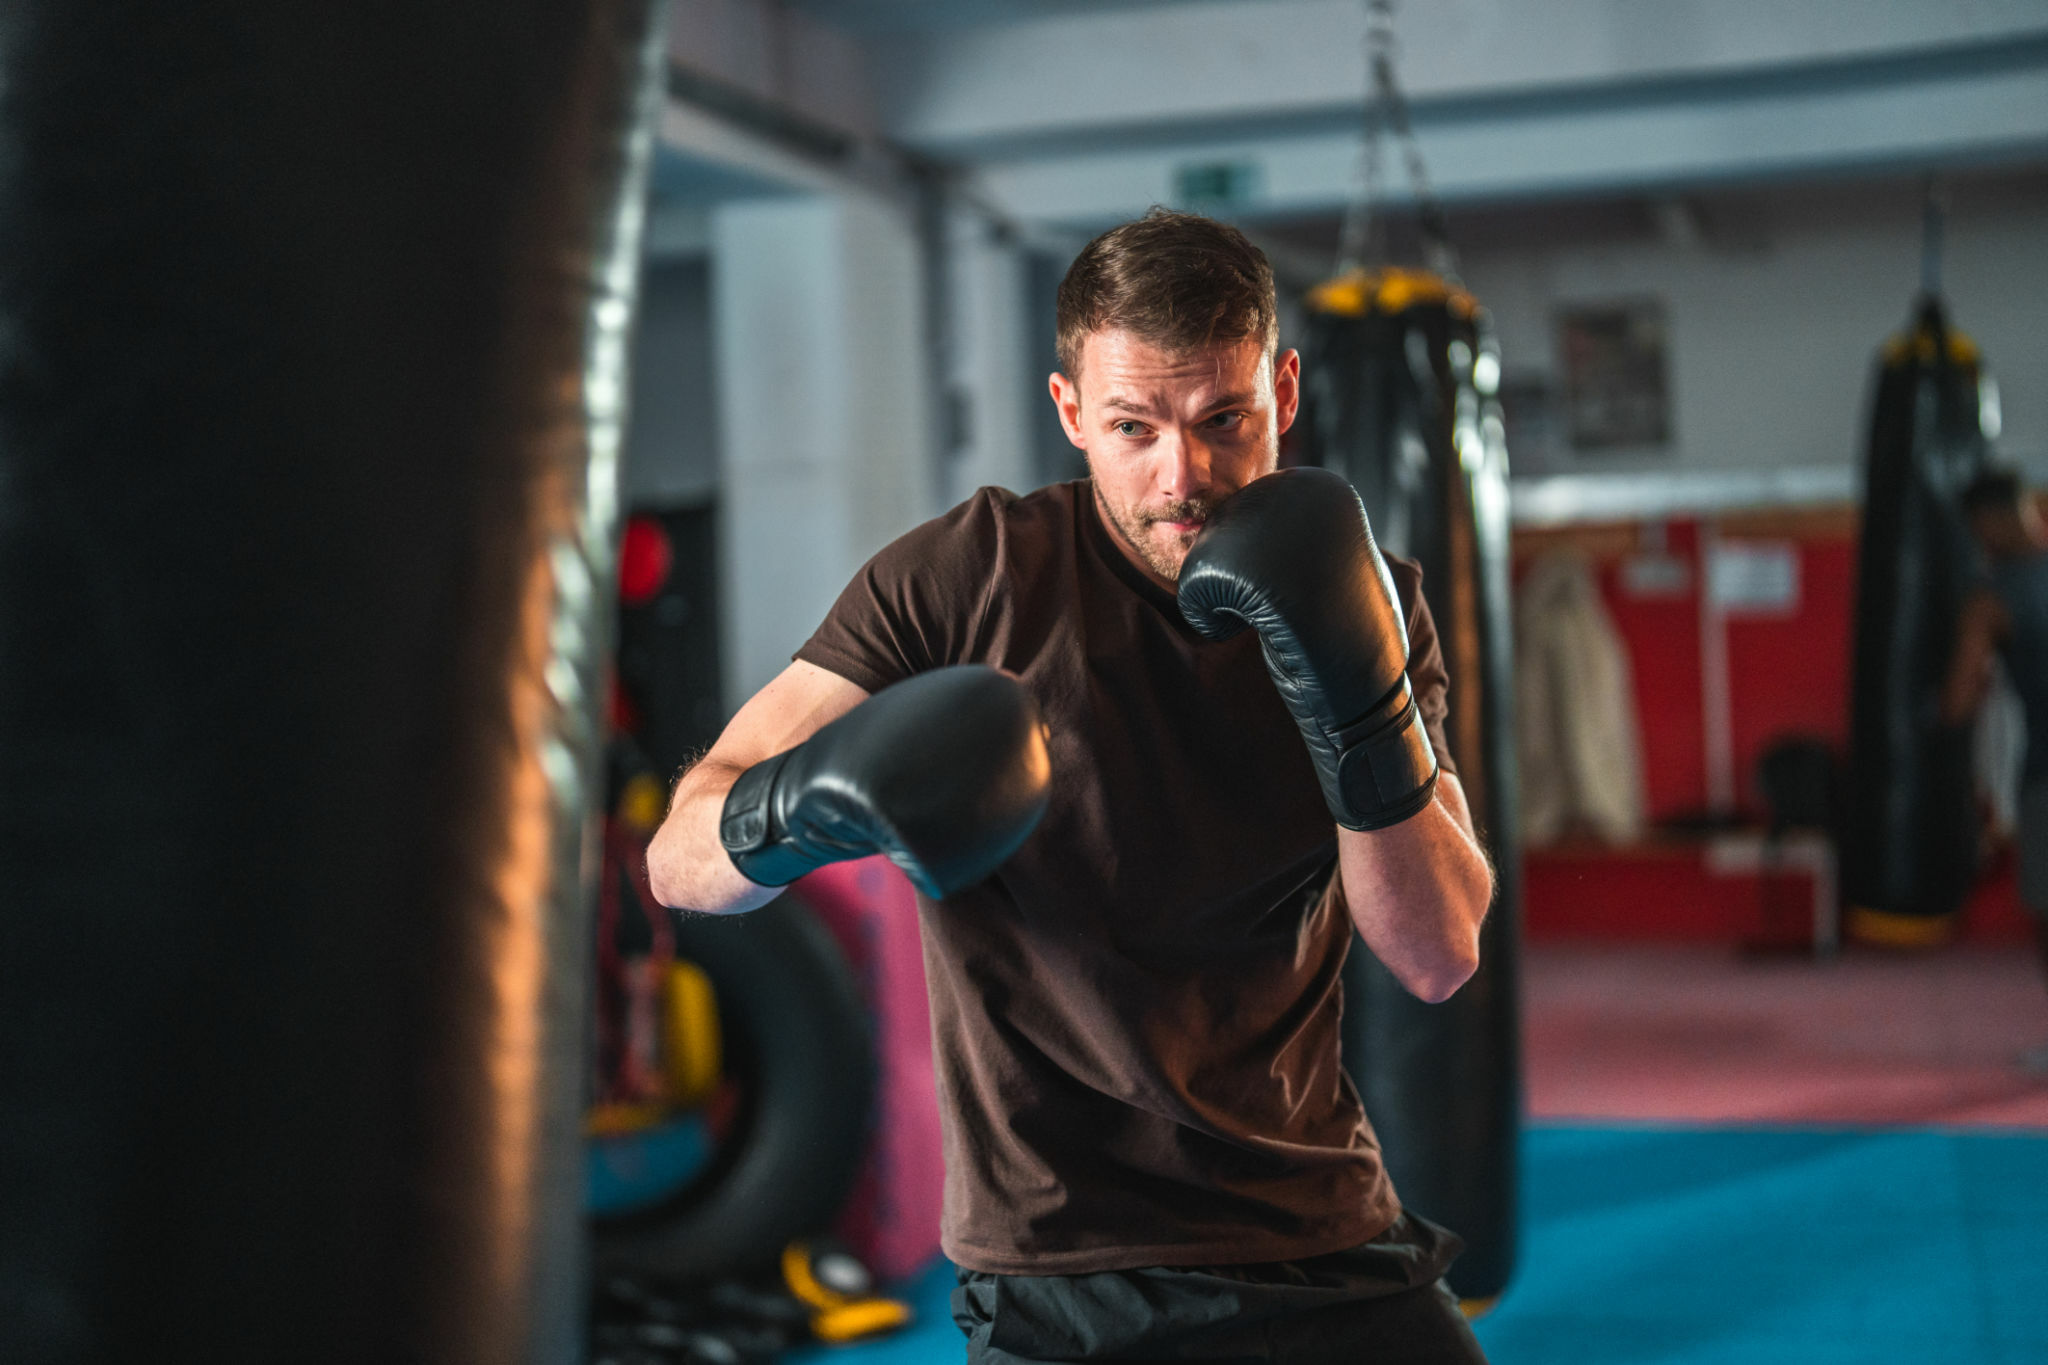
[872,0,2048,153]
[967,39,2048,228]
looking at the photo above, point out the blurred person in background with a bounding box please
[1944,466,2048,1073]
[648,209,1495,1364]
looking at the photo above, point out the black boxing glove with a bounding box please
[1177,467,1438,830]
[718,665,1051,898]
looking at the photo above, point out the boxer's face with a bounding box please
[1050,329,1299,589]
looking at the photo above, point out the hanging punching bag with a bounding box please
[1301,267,1522,1304]
[0,3,664,1362]
[1844,295,1994,945]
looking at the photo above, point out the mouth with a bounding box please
[1144,504,1213,535]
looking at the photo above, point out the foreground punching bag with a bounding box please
[1300,268,1522,1304]
[1844,296,1994,944]
[0,4,664,1362]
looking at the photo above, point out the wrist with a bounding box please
[719,751,822,887]
[1323,676,1438,830]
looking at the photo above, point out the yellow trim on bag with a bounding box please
[1307,266,1478,320]
[1881,328,1979,368]
[1846,905,1958,949]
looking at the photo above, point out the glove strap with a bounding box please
[719,751,827,887]
[1329,687,1439,831]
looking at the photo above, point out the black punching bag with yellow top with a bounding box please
[0,2,664,1361]
[1299,268,1522,1304]
[1844,295,1995,945]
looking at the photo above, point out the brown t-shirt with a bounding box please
[795,479,1457,1275]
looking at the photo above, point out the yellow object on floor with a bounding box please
[666,959,722,1107]
[782,1241,914,1343]
[584,1101,668,1137]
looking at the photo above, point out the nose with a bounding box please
[1156,430,1212,502]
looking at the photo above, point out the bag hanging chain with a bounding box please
[1334,0,1458,283]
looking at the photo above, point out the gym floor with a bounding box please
[793,942,2048,1364]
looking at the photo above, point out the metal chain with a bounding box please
[1333,0,1391,273]
[1334,0,1458,280]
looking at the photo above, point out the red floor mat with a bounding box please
[1524,942,2048,1128]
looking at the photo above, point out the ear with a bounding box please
[1049,371,1087,450]
[1273,348,1302,437]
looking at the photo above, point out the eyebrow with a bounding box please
[1100,391,1257,418]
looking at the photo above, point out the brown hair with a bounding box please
[1055,208,1277,381]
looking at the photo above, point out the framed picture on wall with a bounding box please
[1496,373,1561,476]
[1558,299,1671,452]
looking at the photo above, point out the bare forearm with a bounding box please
[1940,642,1993,725]
[644,661,873,915]
[1336,788,1493,1003]
[645,758,780,915]
[1941,593,2006,725]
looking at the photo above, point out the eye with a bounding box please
[1206,411,1246,431]
[1114,419,1147,437]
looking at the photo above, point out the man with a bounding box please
[648,209,1495,1363]
[1943,467,2048,1073]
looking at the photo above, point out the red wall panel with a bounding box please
[1595,522,1708,823]
[1722,536,1857,819]
[1517,509,2033,943]
[1529,517,1859,826]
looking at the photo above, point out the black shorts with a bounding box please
[949,1213,1488,1365]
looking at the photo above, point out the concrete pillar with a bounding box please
[941,209,1038,506]
[711,192,936,703]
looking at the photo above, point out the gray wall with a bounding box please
[1459,175,2048,481]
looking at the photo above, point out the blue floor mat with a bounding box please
[790,1125,2048,1365]
[1478,1124,2048,1365]
[784,1258,962,1365]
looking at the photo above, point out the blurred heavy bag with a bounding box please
[1844,296,1995,945]
[1298,268,1522,1303]
[0,3,665,1362]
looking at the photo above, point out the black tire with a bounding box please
[594,892,876,1281]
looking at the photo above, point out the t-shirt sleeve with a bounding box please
[1386,555,1459,779]
[793,488,1006,695]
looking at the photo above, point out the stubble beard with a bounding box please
[1096,486,1217,584]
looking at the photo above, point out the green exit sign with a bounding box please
[1174,160,1263,211]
